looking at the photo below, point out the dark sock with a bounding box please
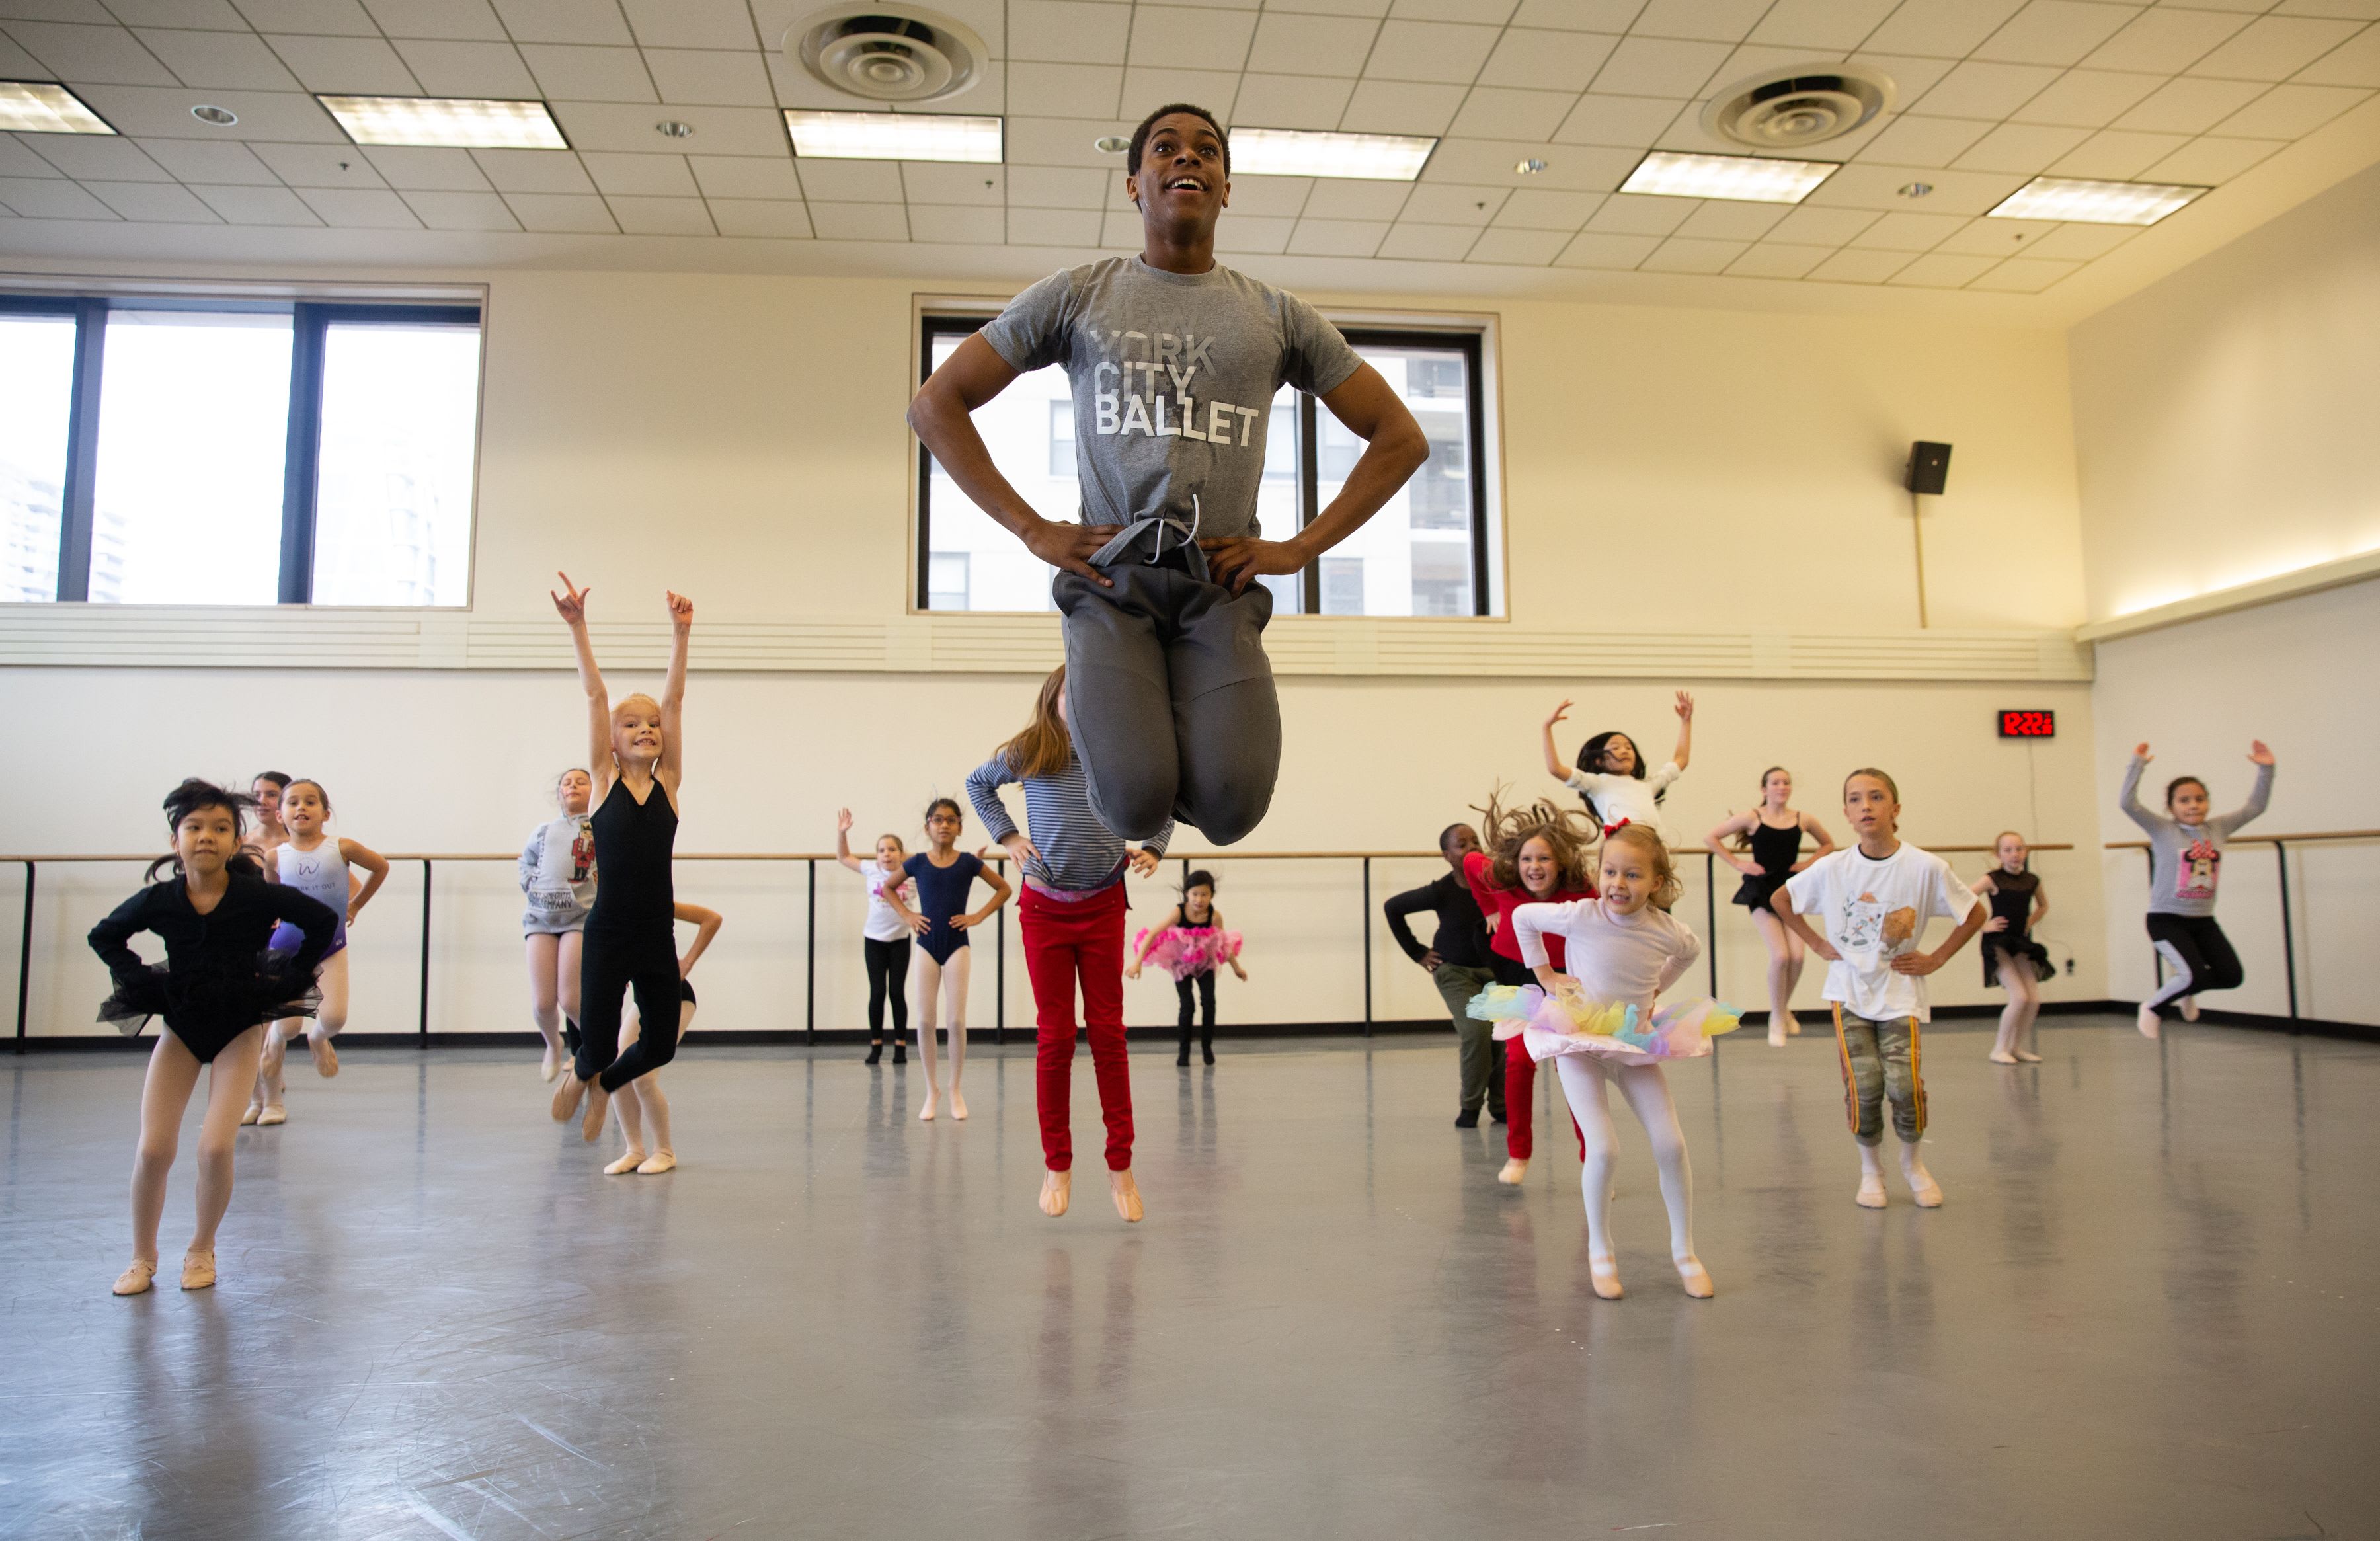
[1455,1108,1480,1128]
[865,1041,883,1064]
[892,1041,906,1064]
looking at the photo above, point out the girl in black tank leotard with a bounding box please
[1704,768,1835,1048]
[1973,832,2053,1065]
[547,573,695,1144]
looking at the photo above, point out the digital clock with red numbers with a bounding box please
[1999,710,2056,738]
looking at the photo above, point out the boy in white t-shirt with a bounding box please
[1776,768,1985,1210]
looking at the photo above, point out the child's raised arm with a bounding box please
[833,809,866,873]
[2117,746,2164,833]
[2221,741,2276,834]
[1540,699,1575,782]
[1669,690,1694,771]
[553,573,610,786]
[659,590,692,785]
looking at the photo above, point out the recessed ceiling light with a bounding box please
[318,95,568,149]
[1230,128,1435,181]
[785,109,1000,163]
[1093,134,1129,154]
[1987,176,2207,225]
[1619,150,1837,203]
[1898,181,1932,198]
[0,81,115,135]
[191,104,237,126]
[654,120,694,138]
[1515,157,1546,175]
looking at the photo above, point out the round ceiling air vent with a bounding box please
[1702,64,1895,150]
[791,7,989,104]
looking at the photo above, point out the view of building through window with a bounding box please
[311,321,481,608]
[0,313,75,605]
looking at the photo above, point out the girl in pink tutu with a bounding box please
[1476,824,1737,1300]
[1128,869,1246,1066]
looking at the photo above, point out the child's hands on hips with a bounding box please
[1890,949,1944,976]
[1127,848,1160,877]
[1002,830,1042,868]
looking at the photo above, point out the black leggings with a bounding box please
[1176,971,1216,1052]
[576,928,683,1091]
[864,936,911,1041]
[2146,913,2243,1012]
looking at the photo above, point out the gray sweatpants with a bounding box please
[1054,544,1280,845]
[1431,963,1502,1114]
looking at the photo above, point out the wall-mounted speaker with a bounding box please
[1907,441,1952,495]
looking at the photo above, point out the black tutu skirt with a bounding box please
[1983,937,2055,987]
[98,955,322,1064]
[1731,873,1787,913]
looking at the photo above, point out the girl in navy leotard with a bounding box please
[885,797,1012,1122]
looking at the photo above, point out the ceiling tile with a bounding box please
[229,0,379,34]
[1212,211,1291,253]
[1862,0,2029,59]
[1377,220,1480,258]
[1287,216,1387,255]
[1388,0,1519,20]
[1585,190,1692,234]
[1724,241,1834,277]
[251,141,387,186]
[1245,12,1379,77]
[133,136,278,183]
[189,181,321,222]
[710,198,813,237]
[502,190,615,230]
[1634,0,1774,42]
[1006,116,1130,169]
[1510,0,1638,28]
[909,202,1004,243]
[391,38,539,96]
[68,84,346,139]
[2273,0,2380,16]
[2084,8,2252,73]
[1221,173,1312,215]
[1012,0,1132,65]
[2006,67,2164,126]
[608,192,711,233]
[1363,19,1500,83]
[1425,137,1635,187]
[1554,228,1657,266]
[1465,224,1565,262]
[297,185,421,225]
[1845,208,1969,248]
[688,153,801,200]
[1010,63,1126,118]
[643,48,775,106]
[1967,255,2083,290]
[2020,220,2135,257]
[106,1,249,26]
[1589,35,1733,96]
[1908,60,2062,118]
[136,28,300,89]
[1400,180,1506,221]
[1808,161,2024,210]
[362,0,508,40]
[1477,28,1617,91]
[0,175,118,217]
[85,178,221,220]
[2190,15,2364,79]
[1640,235,1747,272]
[902,160,1004,204]
[2295,24,2380,85]
[1302,177,1411,217]
[1339,78,1466,132]
[550,101,788,155]
[2048,126,2191,176]
[2144,132,2282,180]
[363,144,490,188]
[1856,113,1995,165]
[1839,52,1959,102]
[1127,5,1259,71]
[1972,2,2141,68]
[1746,0,1903,51]
[519,44,654,103]
[1671,198,1785,239]
[1008,205,1099,245]
[1806,246,1915,280]
[402,187,518,227]
[1450,86,1575,138]
[578,149,695,194]
[1008,164,1107,208]
[5,20,179,85]
[2114,75,2267,131]
[265,34,422,94]
[489,0,633,46]
[0,32,39,76]
[619,0,756,50]
[1228,73,1356,130]
[809,200,908,240]
[2217,79,2369,134]
[1763,203,1878,242]
[471,145,592,192]
[22,132,169,179]
[1887,250,1999,285]
[1933,214,2054,254]
[1950,120,2094,172]
[789,157,903,202]
[1553,91,1686,145]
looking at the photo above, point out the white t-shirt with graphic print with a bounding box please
[1783,842,1978,1023]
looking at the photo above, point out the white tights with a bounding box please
[1552,1054,1696,1265]
[612,998,692,1158]
[257,949,348,1107]
[914,948,970,1095]
[1993,949,2042,1058]
[1751,908,1805,1029]
[525,931,584,1055]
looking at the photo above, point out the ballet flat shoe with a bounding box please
[114,1259,158,1296]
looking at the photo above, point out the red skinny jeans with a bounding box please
[1022,882,1134,1172]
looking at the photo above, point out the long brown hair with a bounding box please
[1472,789,1596,895]
[998,666,1073,780]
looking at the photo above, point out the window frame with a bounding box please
[0,292,483,607]
[913,309,1497,618]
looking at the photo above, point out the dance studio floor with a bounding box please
[5,1015,2375,1540]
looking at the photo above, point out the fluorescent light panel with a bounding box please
[1620,150,1836,203]
[1230,128,1435,181]
[785,110,1001,163]
[319,95,566,149]
[0,81,114,135]
[1988,177,2205,225]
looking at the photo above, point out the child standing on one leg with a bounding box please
[1129,869,1246,1067]
[1705,766,1835,1047]
[606,900,720,1177]
[1973,832,2052,1064]
[249,778,387,1125]
[834,809,912,1066]
[1543,692,1694,839]
[884,798,1013,1121]
[521,768,596,1082]
[547,574,695,1146]
[1774,769,1987,1210]
[2119,740,2274,1038]
[1462,795,1595,1186]
[1383,823,1501,1127]
[89,780,339,1295]
[967,666,1168,1222]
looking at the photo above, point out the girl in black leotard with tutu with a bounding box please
[547,573,695,1146]
[1705,768,1835,1047]
[883,797,1012,1122]
[89,779,340,1296]
[1972,831,2053,1065]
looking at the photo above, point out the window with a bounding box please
[928,551,971,610]
[916,315,1492,616]
[0,294,481,606]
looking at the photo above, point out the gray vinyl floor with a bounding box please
[3,1015,2375,1541]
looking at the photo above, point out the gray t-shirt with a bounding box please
[2118,758,2272,918]
[978,256,1364,540]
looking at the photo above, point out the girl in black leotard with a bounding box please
[884,797,1012,1122]
[1704,767,1835,1048]
[1972,831,2053,1065]
[547,573,694,1146]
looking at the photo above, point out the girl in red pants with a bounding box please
[1464,794,1597,1187]
[965,667,1170,1222]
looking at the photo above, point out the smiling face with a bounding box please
[283,782,327,838]
[176,803,239,877]
[1598,735,1639,776]
[1517,834,1558,898]
[1843,774,1900,842]
[612,697,663,768]
[1762,768,1792,809]
[1126,111,1229,233]
[1598,840,1656,916]
[557,769,592,816]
